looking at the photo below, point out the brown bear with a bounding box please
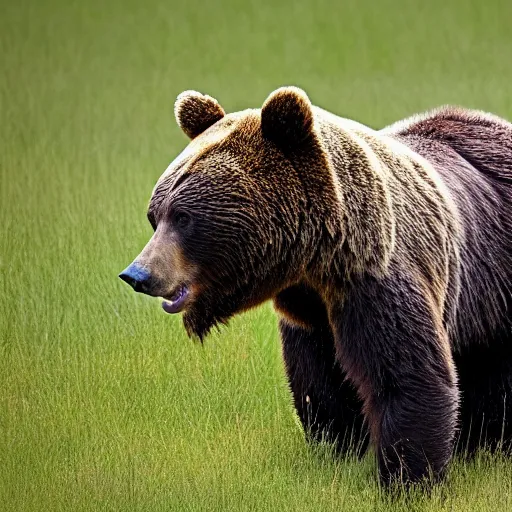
[119,87,512,485]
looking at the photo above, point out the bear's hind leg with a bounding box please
[275,285,368,456]
[455,334,512,455]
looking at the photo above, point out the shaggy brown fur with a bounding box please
[121,87,512,485]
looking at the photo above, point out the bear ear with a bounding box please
[174,91,226,139]
[261,86,314,148]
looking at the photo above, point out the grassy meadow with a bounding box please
[2,0,512,510]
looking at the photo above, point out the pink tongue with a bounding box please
[161,286,188,314]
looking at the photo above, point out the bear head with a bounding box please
[120,87,343,339]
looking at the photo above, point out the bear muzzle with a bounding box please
[119,262,155,295]
[119,262,191,314]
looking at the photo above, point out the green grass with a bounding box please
[1,0,512,510]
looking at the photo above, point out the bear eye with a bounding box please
[172,210,191,230]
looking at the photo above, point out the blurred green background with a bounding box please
[1,0,512,510]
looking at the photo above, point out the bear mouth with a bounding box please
[161,284,190,314]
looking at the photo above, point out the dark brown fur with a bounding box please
[125,89,512,486]
[389,108,512,457]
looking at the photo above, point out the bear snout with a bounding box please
[119,262,155,295]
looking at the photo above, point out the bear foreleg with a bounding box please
[275,285,368,456]
[280,321,369,455]
[334,271,459,485]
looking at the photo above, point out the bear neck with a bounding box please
[286,110,396,293]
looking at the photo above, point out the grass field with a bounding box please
[2,0,512,510]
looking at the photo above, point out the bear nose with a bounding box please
[119,263,152,293]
